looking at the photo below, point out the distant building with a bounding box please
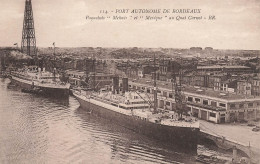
[125,66,138,79]
[214,81,236,93]
[88,73,113,90]
[190,47,202,51]
[143,65,158,75]
[251,77,260,96]
[64,60,76,70]
[182,74,223,89]
[75,60,86,71]
[137,68,144,78]
[205,47,213,51]
[214,78,237,93]
[237,80,252,96]
[65,70,86,87]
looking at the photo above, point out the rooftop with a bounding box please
[197,65,250,69]
[65,70,85,75]
[129,78,260,102]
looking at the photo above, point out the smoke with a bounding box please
[10,51,32,60]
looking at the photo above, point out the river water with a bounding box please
[0,78,233,164]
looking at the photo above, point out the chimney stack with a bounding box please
[122,78,129,93]
[112,76,119,94]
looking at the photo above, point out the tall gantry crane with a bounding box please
[21,0,37,57]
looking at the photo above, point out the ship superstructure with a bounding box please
[75,89,199,127]
[11,66,70,97]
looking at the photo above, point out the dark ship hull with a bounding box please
[74,93,200,153]
[10,76,70,98]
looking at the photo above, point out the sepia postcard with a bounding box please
[0,0,260,163]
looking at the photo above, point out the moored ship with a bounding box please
[73,76,200,152]
[10,66,70,97]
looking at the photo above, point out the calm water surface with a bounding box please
[0,78,232,164]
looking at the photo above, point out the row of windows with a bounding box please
[209,112,216,117]
[230,103,255,109]
[187,96,226,108]
[131,84,227,108]
[135,116,147,121]
[70,75,112,80]
[96,76,112,80]
[253,81,260,86]
[215,83,228,87]
[130,85,172,98]
[68,74,83,78]
[219,103,226,107]
[119,106,148,110]
[131,101,146,104]
[40,77,55,79]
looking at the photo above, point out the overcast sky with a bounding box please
[1,0,260,50]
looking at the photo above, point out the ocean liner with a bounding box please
[10,66,70,97]
[73,76,200,152]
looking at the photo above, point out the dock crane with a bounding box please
[171,60,187,119]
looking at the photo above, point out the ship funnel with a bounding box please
[122,78,128,93]
[112,76,119,94]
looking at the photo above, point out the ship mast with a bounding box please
[53,42,56,81]
[92,54,96,91]
[153,53,158,113]
[173,59,185,119]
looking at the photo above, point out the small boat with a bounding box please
[247,123,255,127]
[86,109,93,114]
[196,154,229,164]
[7,83,16,89]
[252,126,260,132]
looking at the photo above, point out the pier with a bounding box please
[200,120,260,163]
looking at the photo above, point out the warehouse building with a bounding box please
[126,79,260,124]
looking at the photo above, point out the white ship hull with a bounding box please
[11,75,70,97]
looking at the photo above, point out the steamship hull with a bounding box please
[74,92,200,153]
[10,75,70,98]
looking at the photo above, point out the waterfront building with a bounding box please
[88,72,113,90]
[65,70,86,87]
[65,70,114,89]
[126,79,260,124]
[64,60,76,70]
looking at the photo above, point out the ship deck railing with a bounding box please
[186,101,226,112]
[37,82,70,89]
[160,118,200,128]
[91,94,121,105]
[149,109,200,128]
